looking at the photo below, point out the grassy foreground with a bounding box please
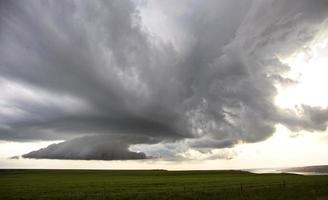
[1,169,328,200]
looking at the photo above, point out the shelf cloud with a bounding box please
[1,0,328,160]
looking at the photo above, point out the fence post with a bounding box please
[103,184,106,200]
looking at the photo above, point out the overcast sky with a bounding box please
[0,0,328,168]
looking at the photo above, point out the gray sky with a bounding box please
[0,0,328,162]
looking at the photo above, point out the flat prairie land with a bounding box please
[1,169,328,200]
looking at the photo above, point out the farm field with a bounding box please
[1,169,328,200]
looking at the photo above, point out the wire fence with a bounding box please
[94,180,328,200]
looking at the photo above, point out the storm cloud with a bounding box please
[1,0,328,160]
[23,135,152,160]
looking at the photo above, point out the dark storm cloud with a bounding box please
[0,0,328,160]
[23,134,156,160]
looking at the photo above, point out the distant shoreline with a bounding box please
[247,165,328,175]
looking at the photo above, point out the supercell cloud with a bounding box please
[0,0,328,160]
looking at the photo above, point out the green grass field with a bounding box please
[1,169,328,200]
